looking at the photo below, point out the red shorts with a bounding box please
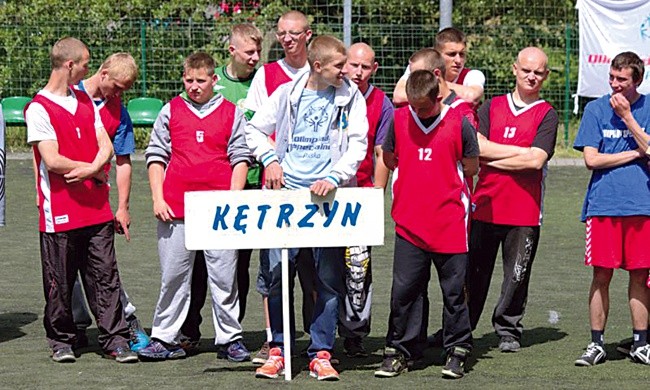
[585,216,650,270]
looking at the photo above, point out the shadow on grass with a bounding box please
[466,326,569,372]
[0,312,38,343]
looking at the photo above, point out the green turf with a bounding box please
[0,159,647,389]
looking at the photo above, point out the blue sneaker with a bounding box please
[127,317,150,353]
[137,339,186,361]
[218,340,251,362]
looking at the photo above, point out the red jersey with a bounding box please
[455,67,471,85]
[391,104,470,253]
[356,85,386,187]
[30,91,113,232]
[472,94,553,226]
[163,97,236,219]
[96,96,122,139]
[263,61,292,97]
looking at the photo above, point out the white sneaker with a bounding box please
[575,342,606,366]
[629,343,650,365]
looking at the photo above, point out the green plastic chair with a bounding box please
[1,96,32,125]
[127,97,163,126]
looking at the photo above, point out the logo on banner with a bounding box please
[642,15,650,40]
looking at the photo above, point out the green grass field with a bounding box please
[0,158,647,389]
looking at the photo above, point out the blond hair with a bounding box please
[99,52,138,83]
[230,23,263,46]
[307,35,346,68]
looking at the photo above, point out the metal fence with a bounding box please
[0,1,579,143]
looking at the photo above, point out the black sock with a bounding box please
[633,329,647,349]
[591,330,604,346]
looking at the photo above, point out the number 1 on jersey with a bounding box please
[418,148,432,161]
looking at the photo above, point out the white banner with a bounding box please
[184,187,384,250]
[576,0,650,97]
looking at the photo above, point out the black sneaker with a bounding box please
[344,337,369,358]
[441,347,469,379]
[374,347,408,378]
[52,347,76,363]
[427,329,443,348]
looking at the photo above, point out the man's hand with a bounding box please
[310,180,336,197]
[153,199,175,222]
[610,93,632,119]
[114,208,131,241]
[64,163,98,184]
[264,161,285,190]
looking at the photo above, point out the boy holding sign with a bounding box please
[378,70,478,379]
[139,52,252,362]
[245,35,368,381]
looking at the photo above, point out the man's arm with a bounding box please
[611,93,650,154]
[227,109,252,191]
[64,125,114,183]
[486,147,549,171]
[478,132,531,161]
[147,161,174,221]
[372,95,394,189]
[582,146,644,170]
[381,119,397,170]
[373,146,390,189]
[392,77,408,106]
[447,69,486,105]
[114,155,132,240]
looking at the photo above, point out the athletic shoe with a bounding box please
[441,346,469,379]
[104,346,139,363]
[179,334,200,355]
[217,340,251,362]
[137,339,186,361]
[498,336,521,353]
[255,347,284,379]
[374,347,408,378]
[575,342,606,366]
[344,337,369,358]
[616,339,633,356]
[309,350,339,381]
[427,329,443,348]
[629,344,650,365]
[127,317,150,353]
[252,341,270,365]
[51,347,76,363]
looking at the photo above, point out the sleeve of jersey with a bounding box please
[329,92,369,186]
[381,120,396,153]
[25,103,57,144]
[243,68,266,114]
[477,99,491,138]
[227,108,253,167]
[374,96,395,146]
[461,117,480,158]
[145,103,172,167]
[531,108,559,159]
[112,105,136,156]
[245,89,279,167]
[573,102,602,151]
[463,69,486,88]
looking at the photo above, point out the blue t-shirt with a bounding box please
[573,94,650,220]
[282,87,336,189]
[76,81,135,156]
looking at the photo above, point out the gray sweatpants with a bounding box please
[150,220,241,345]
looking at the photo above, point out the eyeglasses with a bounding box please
[275,30,306,39]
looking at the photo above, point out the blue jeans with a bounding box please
[267,247,346,359]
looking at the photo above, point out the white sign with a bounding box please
[576,0,650,97]
[184,187,384,250]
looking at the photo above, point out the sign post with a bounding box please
[185,187,384,380]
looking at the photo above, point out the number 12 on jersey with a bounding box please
[418,148,432,161]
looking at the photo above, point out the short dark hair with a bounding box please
[409,48,446,75]
[611,51,645,84]
[307,35,346,68]
[183,52,215,75]
[435,27,466,49]
[406,69,440,102]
